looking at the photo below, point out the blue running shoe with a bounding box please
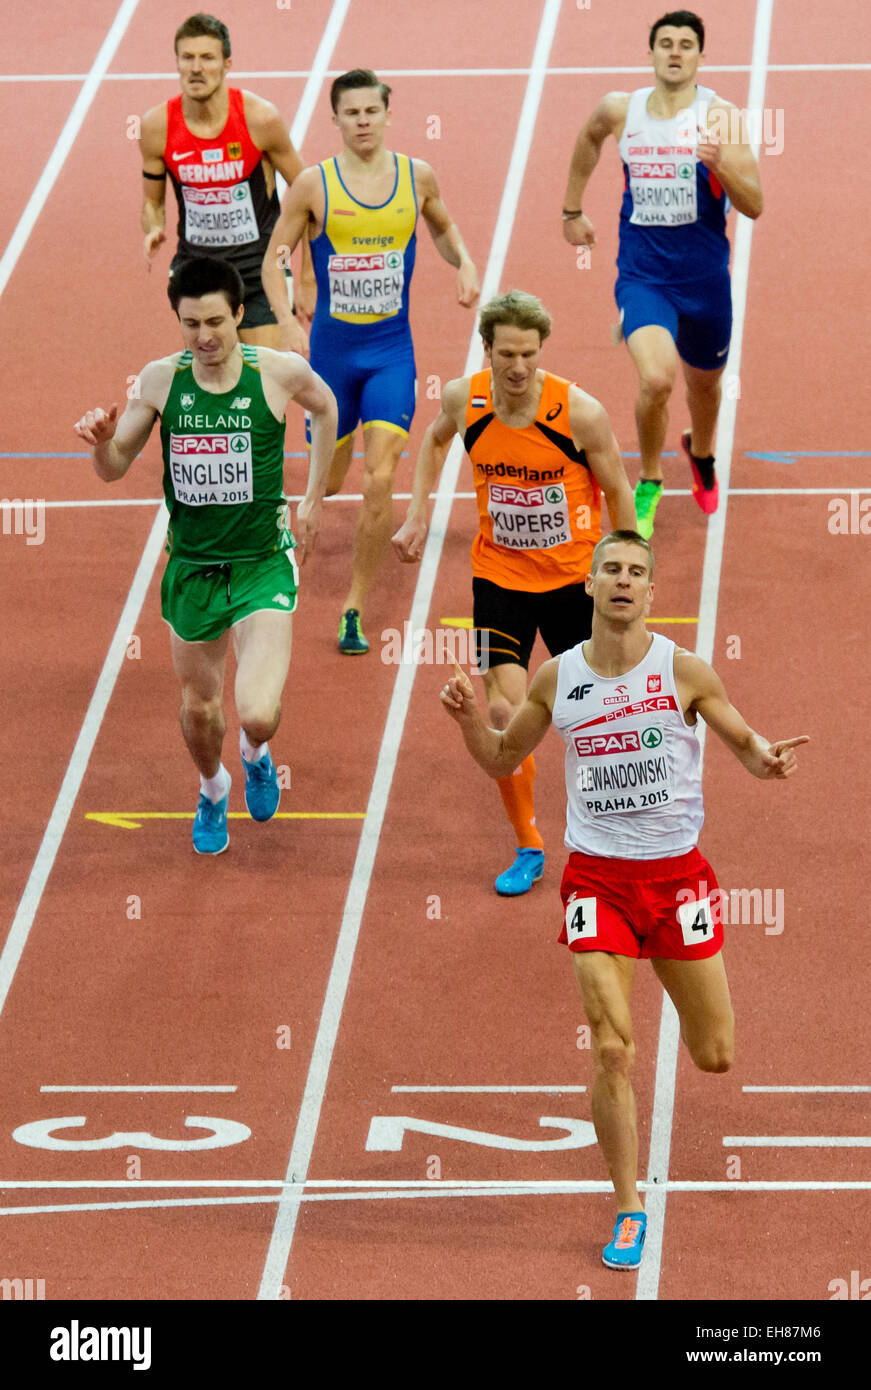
[192,784,230,855]
[242,749,280,822]
[494,847,545,896]
[602,1211,647,1269]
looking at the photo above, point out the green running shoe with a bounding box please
[634,478,663,539]
[338,608,369,654]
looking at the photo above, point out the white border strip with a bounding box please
[10,484,870,512]
[0,0,141,298]
[0,507,167,1018]
[40,1085,237,1093]
[390,1085,587,1092]
[744,1086,871,1093]
[3,1179,869,1220]
[636,0,774,1303]
[256,0,564,1301]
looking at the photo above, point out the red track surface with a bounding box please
[1,0,869,1318]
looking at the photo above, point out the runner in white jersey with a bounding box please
[561,10,763,537]
[440,531,807,1271]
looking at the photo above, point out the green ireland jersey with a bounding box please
[159,344,294,563]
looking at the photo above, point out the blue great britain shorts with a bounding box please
[615,270,733,371]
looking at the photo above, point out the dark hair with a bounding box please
[174,13,231,59]
[649,10,705,51]
[330,68,391,114]
[591,529,655,579]
[169,257,244,315]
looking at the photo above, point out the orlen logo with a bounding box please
[489,485,543,506]
[602,683,629,706]
[329,253,385,271]
[574,731,640,757]
[171,435,229,455]
[629,162,676,178]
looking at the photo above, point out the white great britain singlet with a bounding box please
[552,633,704,859]
[618,85,721,228]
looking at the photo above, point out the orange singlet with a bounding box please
[465,370,601,592]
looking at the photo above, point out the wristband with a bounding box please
[561,208,583,220]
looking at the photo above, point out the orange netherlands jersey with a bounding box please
[465,370,602,592]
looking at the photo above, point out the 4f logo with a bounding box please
[567,684,593,701]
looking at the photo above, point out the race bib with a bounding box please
[183,182,258,247]
[487,482,570,551]
[627,149,698,227]
[677,896,715,947]
[565,895,597,945]
[574,725,672,816]
[169,433,253,506]
[328,251,404,318]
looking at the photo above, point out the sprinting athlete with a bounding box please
[263,68,480,653]
[393,291,635,895]
[73,257,337,855]
[140,12,309,354]
[561,10,763,536]
[440,530,807,1268]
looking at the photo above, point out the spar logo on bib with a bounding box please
[487,481,570,551]
[328,250,405,318]
[182,182,258,248]
[490,485,545,507]
[574,731,640,757]
[168,432,253,506]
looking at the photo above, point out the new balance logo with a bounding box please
[567,683,594,700]
[272,594,291,608]
[230,397,251,409]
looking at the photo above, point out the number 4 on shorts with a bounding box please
[565,895,597,945]
[677,896,713,947]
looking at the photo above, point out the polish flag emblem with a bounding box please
[647,675,662,693]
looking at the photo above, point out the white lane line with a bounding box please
[0,507,167,1019]
[39,1085,237,1093]
[22,485,871,511]
[4,63,869,82]
[0,0,141,297]
[637,0,774,1305]
[4,1179,870,1219]
[288,1,350,152]
[390,1085,587,1092]
[256,0,565,1302]
[724,1136,871,1147]
[743,1086,871,1093]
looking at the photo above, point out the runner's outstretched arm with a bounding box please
[392,379,465,562]
[74,361,165,481]
[677,651,809,778]
[414,161,480,307]
[441,659,557,777]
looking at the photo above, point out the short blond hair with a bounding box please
[590,529,655,579]
[478,290,552,348]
